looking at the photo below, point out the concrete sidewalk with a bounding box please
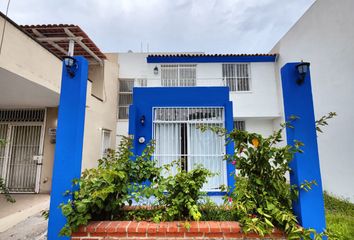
[0,194,50,233]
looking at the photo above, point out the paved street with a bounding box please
[0,213,47,240]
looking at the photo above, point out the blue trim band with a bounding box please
[206,192,227,196]
[147,55,276,63]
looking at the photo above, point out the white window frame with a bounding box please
[161,64,197,87]
[152,107,227,192]
[222,63,251,92]
[101,129,111,158]
[118,79,134,120]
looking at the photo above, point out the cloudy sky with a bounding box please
[1,0,315,53]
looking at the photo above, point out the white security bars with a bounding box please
[118,79,134,119]
[161,64,197,87]
[0,109,45,193]
[222,63,251,91]
[153,107,226,191]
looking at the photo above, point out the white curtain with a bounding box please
[189,124,224,191]
[154,123,180,176]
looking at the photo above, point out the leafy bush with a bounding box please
[199,198,234,221]
[200,118,327,239]
[59,137,211,236]
[60,137,161,236]
[144,161,212,222]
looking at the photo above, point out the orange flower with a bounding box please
[252,138,259,148]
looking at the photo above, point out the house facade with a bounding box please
[117,53,281,141]
[0,13,117,194]
[116,53,282,195]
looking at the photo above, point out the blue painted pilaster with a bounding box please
[281,63,326,232]
[47,56,88,239]
[225,101,235,192]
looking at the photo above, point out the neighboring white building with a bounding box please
[116,52,282,145]
[0,14,118,194]
[271,0,354,202]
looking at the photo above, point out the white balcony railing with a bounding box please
[132,77,228,87]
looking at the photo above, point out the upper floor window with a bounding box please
[161,64,196,87]
[222,63,251,92]
[233,120,246,131]
[118,79,134,119]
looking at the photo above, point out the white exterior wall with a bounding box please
[116,52,281,145]
[271,0,354,201]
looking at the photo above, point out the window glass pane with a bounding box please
[161,64,178,86]
[119,94,132,106]
[222,64,250,91]
[153,107,225,191]
[233,120,246,131]
[118,79,134,119]
[119,79,134,92]
[179,64,196,86]
[161,64,196,86]
[118,107,129,119]
[136,78,147,87]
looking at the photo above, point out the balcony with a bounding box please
[130,77,250,91]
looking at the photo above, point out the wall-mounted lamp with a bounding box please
[296,61,310,85]
[140,115,145,126]
[153,66,159,75]
[63,56,78,78]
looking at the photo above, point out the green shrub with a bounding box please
[59,137,211,236]
[59,137,161,236]
[144,161,212,222]
[200,119,326,239]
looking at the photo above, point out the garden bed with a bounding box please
[72,221,285,239]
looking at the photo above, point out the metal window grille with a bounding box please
[161,64,196,87]
[118,79,134,119]
[6,125,42,192]
[0,109,45,193]
[0,124,8,181]
[136,78,147,87]
[153,107,226,191]
[0,109,45,122]
[233,120,246,131]
[0,124,43,192]
[222,63,250,91]
[101,129,111,158]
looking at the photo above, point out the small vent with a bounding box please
[0,109,45,122]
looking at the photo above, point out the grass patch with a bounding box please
[324,192,354,239]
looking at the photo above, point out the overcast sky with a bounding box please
[1,0,315,53]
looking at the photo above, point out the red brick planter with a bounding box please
[72,221,285,239]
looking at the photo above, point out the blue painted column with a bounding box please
[281,63,326,232]
[225,101,235,192]
[47,56,88,240]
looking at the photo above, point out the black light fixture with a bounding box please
[140,115,145,126]
[296,61,310,85]
[63,56,78,78]
[153,66,159,75]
